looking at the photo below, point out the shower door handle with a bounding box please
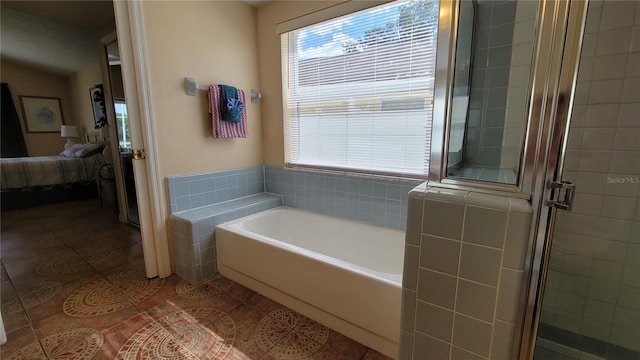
[547,181,575,211]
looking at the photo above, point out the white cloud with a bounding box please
[298,33,358,59]
[370,2,400,14]
[309,17,353,36]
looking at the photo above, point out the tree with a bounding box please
[341,0,437,54]
[342,38,365,54]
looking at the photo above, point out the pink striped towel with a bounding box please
[208,85,248,138]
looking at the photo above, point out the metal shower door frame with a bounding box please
[518,1,589,358]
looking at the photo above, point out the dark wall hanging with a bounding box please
[90,84,107,128]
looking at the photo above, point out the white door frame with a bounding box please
[113,0,171,278]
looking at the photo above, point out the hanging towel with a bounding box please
[219,84,245,122]
[208,85,248,138]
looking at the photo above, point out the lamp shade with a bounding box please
[99,126,109,138]
[60,125,79,138]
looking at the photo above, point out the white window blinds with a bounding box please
[282,0,439,178]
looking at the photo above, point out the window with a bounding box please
[282,0,439,178]
[114,101,131,150]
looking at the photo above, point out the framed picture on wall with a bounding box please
[90,84,107,128]
[19,95,65,133]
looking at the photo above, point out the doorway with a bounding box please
[105,39,139,227]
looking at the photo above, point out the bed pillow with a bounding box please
[74,143,105,158]
[59,144,85,157]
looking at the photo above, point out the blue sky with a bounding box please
[296,2,402,59]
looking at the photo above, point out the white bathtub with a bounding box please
[215,206,404,358]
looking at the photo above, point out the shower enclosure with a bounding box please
[430,0,639,358]
[532,1,640,359]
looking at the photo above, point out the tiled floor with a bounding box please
[1,199,391,360]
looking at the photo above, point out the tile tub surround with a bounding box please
[167,166,265,213]
[399,185,533,360]
[170,193,282,283]
[167,165,418,283]
[264,166,421,230]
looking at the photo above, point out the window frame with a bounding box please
[280,0,439,180]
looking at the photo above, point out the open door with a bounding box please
[104,39,140,227]
[111,1,171,278]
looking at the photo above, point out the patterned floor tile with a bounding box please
[15,274,103,323]
[99,312,158,359]
[4,249,98,287]
[146,289,243,322]
[114,321,197,360]
[1,199,387,360]
[63,270,162,317]
[0,234,66,264]
[0,326,47,360]
[10,280,63,310]
[154,307,236,359]
[133,274,183,311]
[1,280,30,333]
[39,327,104,359]
[33,303,142,343]
[82,244,144,271]
[177,275,257,303]
[258,307,330,359]
[225,303,282,359]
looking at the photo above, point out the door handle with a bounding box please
[547,181,575,211]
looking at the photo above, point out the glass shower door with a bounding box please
[534,1,640,359]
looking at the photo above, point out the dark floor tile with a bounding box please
[320,328,371,360]
[80,243,144,271]
[1,241,68,263]
[1,265,8,281]
[4,248,98,287]
[246,293,285,313]
[363,349,395,360]
[0,325,47,360]
[1,280,30,333]
[0,233,65,260]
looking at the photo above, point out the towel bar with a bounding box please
[184,77,261,104]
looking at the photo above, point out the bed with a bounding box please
[1,142,106,210]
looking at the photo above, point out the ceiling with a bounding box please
[0,1,267,77]
[1,1,115,32]
[0,1,115,77]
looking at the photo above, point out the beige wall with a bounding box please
[141,0,262,180]
[0,60,72,156]
[67,60,104,139]
[256,1,341,166]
